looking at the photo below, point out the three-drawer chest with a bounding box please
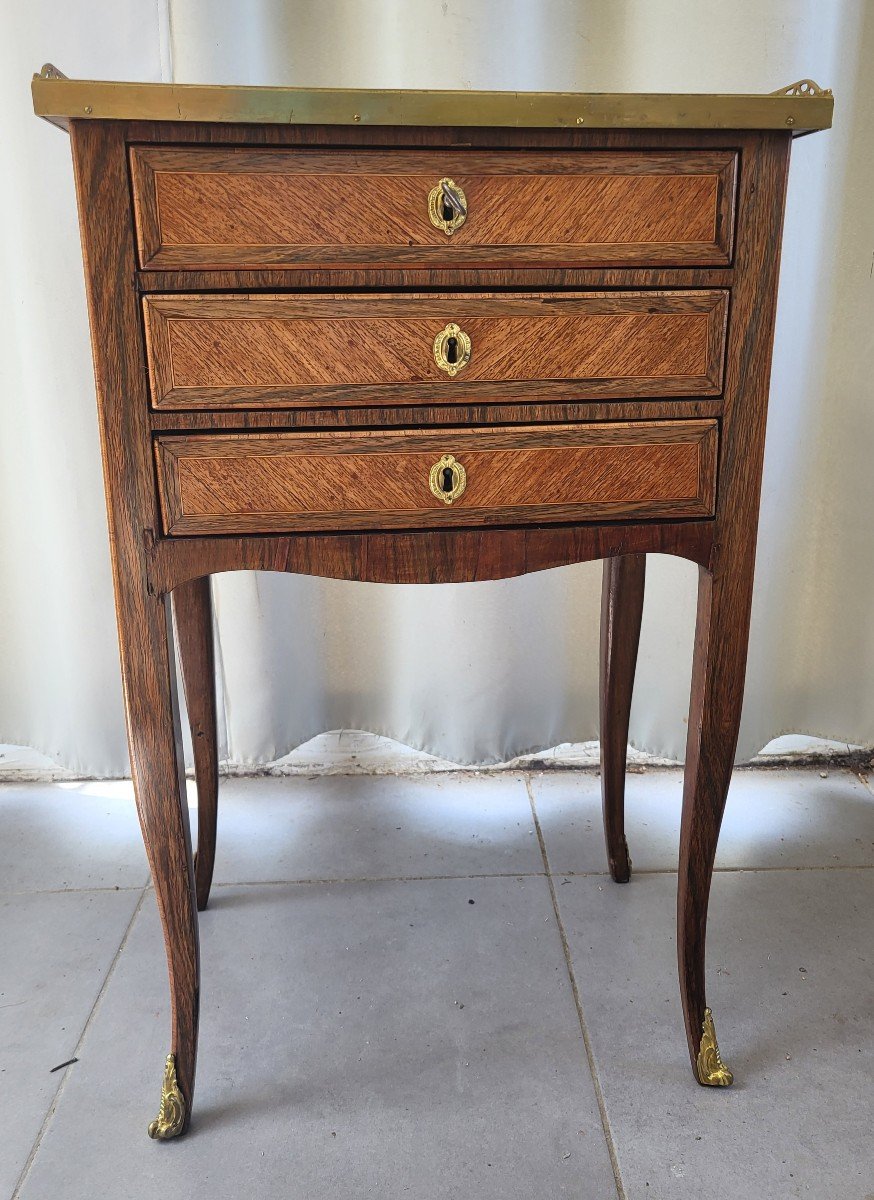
[32,67,832,1139]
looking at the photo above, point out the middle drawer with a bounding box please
[143,291,728,411]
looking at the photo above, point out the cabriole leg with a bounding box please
[120,590,200,1137]
[599,554,646,883]
[678,560,754,1087]
[173,575,219,912]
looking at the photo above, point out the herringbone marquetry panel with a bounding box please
[131,148,736,269]
[156,420,718,535]
[144,291,727,409]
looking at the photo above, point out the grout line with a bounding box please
[524,775,627,1200]
[205,862,874,891]
[555,863,874,876]
[209,869,547,889]
[6,860,871,901]
[11,887,149,1200]
[1,883,148,898]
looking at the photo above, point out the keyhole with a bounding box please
[441,466,455,493]
[442,198,455,223]
[446,336,458,365]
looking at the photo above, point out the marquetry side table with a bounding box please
[32,66,832,1138]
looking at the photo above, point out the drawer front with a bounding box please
[130,148,736,270]
[144,291,728,410]
[155,421,718,536]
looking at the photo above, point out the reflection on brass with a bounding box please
[31,72,834,134]
[429,454,467,505]
[432,322,471,377]
[696,1008,734,1087]
[147,1054,186,1139]
[770,79,833,97]
[428,177,467,235]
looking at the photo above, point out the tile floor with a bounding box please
[1,764,872,1199]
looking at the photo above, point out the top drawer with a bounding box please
[129,147,737,271]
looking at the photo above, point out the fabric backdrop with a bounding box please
[2,0,872,775]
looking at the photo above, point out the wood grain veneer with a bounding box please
[130,147,737,270]
[144,291,728,410]
[147,399,724,432]
[155,421,717,535]
[137,266,737,293]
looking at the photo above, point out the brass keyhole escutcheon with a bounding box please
[427,177,467,235]
[429,454,467,505]
[433,322,471,377]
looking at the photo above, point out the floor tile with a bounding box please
[555,869,874,1198]
[208,773,542,884]
[0,889,142,1199]
[531,767,874,875]
[20,876,617,1200]
[0,782,149,893]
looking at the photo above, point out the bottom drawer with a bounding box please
[155,420,717,536]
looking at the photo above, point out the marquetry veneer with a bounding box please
[156,421,718,535]
[143,291,727,409]
[130,147,737,270]
[33,67,832,1143]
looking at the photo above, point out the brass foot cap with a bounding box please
[696,1008,734,1087]
[148,1054,187,1139]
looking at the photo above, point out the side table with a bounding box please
[32,67,832,1138]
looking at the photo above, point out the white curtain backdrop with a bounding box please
[1,0,872,775]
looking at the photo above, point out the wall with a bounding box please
[1,0,871,773]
